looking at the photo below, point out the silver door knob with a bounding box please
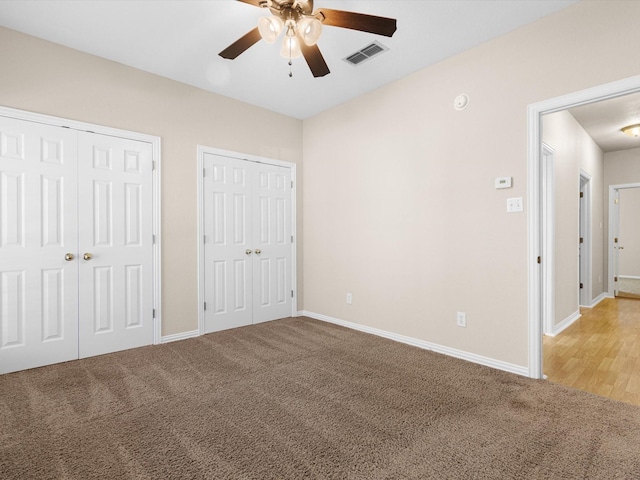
[245,249,252,255]
[255,249,262,255]
[64,253,75,261]
[83,253,93,261]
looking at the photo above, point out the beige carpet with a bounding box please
[2,317,640,479]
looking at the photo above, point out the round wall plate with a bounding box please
[454,94,469,110]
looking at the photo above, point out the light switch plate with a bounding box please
[507,197,523,213]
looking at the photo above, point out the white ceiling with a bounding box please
[0,0,578,119]
[568,93,640,153]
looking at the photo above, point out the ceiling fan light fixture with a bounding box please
[280,35,302,59]
[258,16,283,43]
[298,17,322,45]
[621,124,640,138]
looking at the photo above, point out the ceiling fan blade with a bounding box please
[237,0,266,7]
[315,8,397,37]
[219,27,262,59]
[300,42,330,78]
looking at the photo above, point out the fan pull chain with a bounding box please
[288,41,293,77]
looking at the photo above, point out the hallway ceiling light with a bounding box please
[621,124,640,137]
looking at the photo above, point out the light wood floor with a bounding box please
[544,297,640,406]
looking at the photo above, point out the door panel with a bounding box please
[203,154,292,332]
[0,117,78,374]
[78,132,153,358]
[203,154,253,332]
[613,190,620,296]
[616,188,640,298]
[252,164,291,324]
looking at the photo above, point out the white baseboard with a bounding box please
[589,292,608,308]
[547,310,581,337]
[297,310,528,377]
[161,329,200,344]
[619,275,640,280]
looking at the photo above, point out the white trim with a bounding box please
[299,311,529,377]
[619,275,640,280]
[546,310,580,337]
[528,74,640,379]
[152,134,162,345]
[197,146,297,335]
[608,183,640,297]
[197,145,206,336]
[161,330,200,344]
[579,170,592,308]
[588,292,610,308]
[0,105,162,346]
[541,143,555,335]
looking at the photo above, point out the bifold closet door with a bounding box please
[203,154,292,333]
[0,117,154,374]
[77,132,154,358]
[0,117,79,374]
[251,162,293,324]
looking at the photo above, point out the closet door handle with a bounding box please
[255,249,262,255]
[64,253,75,261]
[245,249,253,255]
[83,253,93,261]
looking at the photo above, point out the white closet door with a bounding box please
[0,117,78,374]
[203,154,253,332]
[203,154,292,333]
[77,132,154,358]
[252,163,292,324]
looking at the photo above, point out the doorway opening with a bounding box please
[609,184,640,299]
[528,74,640,379]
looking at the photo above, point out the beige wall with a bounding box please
[542,110,604,324]
[604,148,640,186]
[604,148,640,287]
[0,26,303,336]
[302,1,640,367]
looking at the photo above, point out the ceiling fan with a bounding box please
[219,0,397,77]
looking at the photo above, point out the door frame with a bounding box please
[541,143,555,335]
[579,170,592,307]
[608,183,640,297]
[527,74,640,379]
[196,145,298,335]
[0,105,163,345]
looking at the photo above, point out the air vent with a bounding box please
[343,41,388,66]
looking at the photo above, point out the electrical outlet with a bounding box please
[456,312,466,328]
[346,293,352,305]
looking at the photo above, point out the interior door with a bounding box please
[203,154,253,332]
[77,132,154,358]
[613,190,620,296]
[252,163,292,323]
[0,117,79,374]
[579,184,584,304]
[616,187,640,299]
[203,154,292,333]
[0,116,155,375]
